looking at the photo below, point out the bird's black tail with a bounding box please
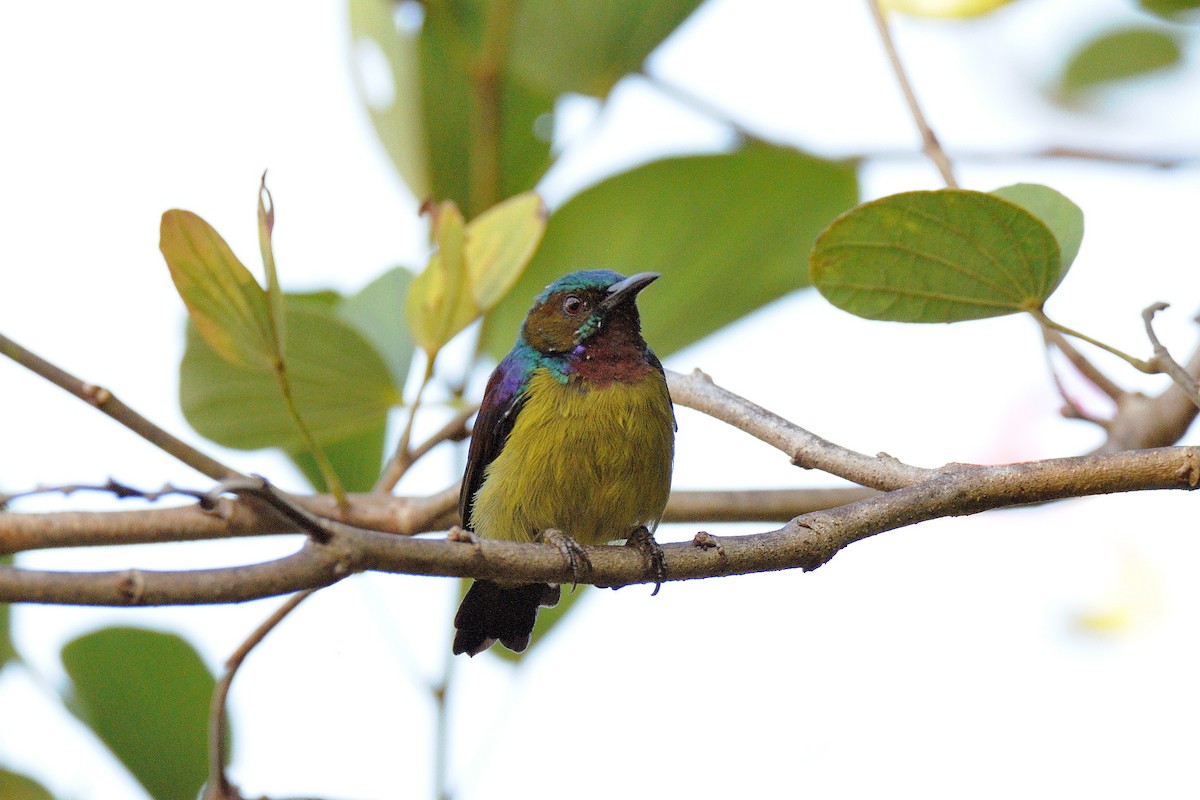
[453,580,561,656]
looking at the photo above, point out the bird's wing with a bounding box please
[459,355,529,529]
[647,349,678,431]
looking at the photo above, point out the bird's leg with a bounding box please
[625,526,666,596]
[537,528,592,589]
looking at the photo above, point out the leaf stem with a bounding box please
[375,358,437,493]
[866,0,958,188]
[273,365,347,508]
[1032,310,1153,373]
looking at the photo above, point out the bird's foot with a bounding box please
[446,525,478,544]
[538,528,591,589]
[625,526,666,596]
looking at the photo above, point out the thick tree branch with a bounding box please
[2,447,1195,606]
[0,486,868,554]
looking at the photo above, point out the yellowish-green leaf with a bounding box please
[465,192,548,312]
[160,209,275,369]
[407,202,476,355]
[0,768,55,800]
[882,0,1014,17]
[258,174,286,358]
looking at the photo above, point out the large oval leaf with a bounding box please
[181,300,401,450]
[480,143,859,359]
[991,183,1083,287]
[810,189,1062,322]
[61,627,221,800]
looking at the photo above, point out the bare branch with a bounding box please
[0,331,241,481]
[1141,303,1200,409]
[666,368,934,489]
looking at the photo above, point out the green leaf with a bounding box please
[1062,27,1183,92]
[60,627,221,800]
[406,202,474,356]
[882,0,1015,17]
[509,0,704,97]
[348,0,432,199]
[990,183,1083,286]
[810,189,1062,323]
[480,143,859,359]
[1139,0,1200,22]
[258,175,286,360]
[160,209,276,370]
[465,192,548,312]
[288,419,387,493]
[0,555,17,667]
[181,300,401,451]
[0,768,55,800]
[337,267,417,388]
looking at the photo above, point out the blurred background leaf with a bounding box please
[0,768,56,800]
[0,556,16,668]
[881,0,1015,18]
[1137,0,1200,22]
[481,143,859,359]
[810,189,1063,322]
[509,0,704,97]
[60,627,222,800]
[1061,26,1183,93]
[347,0,432,199]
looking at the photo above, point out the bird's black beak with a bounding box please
[600,271,660,312]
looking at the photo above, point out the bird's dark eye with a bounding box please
[562,295,584,316]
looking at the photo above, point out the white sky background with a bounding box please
[2,0,1200,798]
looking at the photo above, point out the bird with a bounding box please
[452,269,676,656]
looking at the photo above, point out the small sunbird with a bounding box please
[453,270,676,656]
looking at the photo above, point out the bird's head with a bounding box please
[521,270,659,355]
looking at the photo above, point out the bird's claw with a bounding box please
[447,525,478,544]
[625,527,666,596]
[538,528,591,589]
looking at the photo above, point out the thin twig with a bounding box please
[666,368,935,489]
[1141,303,1200,410]
[866,0,958,188]
[0,331,241,481]
[375,402,476,493]
[1043,327,1126,402]
[205,589,317,800]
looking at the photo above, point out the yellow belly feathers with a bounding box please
[469,367,674,545]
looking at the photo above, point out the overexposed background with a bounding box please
[2,1,1199,797]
